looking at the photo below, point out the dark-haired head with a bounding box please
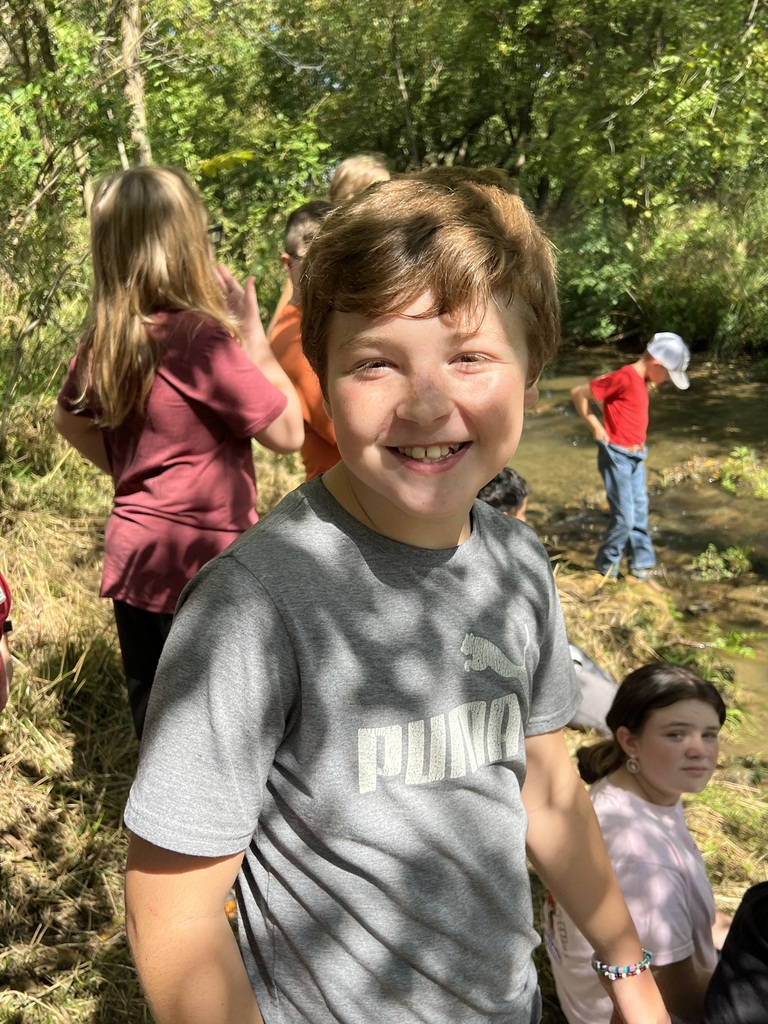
[477,467,528,515]
[576,663,726,784]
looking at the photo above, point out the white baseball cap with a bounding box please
[647,332,690,390]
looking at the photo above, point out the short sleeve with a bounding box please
[589,371,620,403]
[124,551,299,856]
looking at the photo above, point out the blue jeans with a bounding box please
[595,441,655,575]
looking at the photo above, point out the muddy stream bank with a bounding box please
[512,348,768,755]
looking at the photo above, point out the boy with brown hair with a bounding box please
[268,199,339,480]
[570,333,690,581]
[124,169,670,1024]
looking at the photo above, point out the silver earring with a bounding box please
[626,756,640,775]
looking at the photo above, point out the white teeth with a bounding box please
[398,444,462,463]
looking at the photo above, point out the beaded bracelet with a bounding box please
[591,949,652,981]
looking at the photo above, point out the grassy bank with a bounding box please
[0,405,765,1023]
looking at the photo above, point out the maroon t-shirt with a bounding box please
[590,363,649,447]
[58,311,287,613]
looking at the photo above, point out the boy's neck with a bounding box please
[630,357,649,380]
[322,463,473,549]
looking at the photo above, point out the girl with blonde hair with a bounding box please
[55,165,302,737]
[544,663,731,1024]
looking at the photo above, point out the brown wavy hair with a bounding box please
[75,165,238,428]
[576,663,727,784]
[301,166,559,392]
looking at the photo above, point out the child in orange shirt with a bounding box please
[268,201,340,480]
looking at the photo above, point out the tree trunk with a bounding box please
[389,16,420,168]
[122,0,152,164]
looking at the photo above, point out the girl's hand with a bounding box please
[215,265,268,358]
[215,264,247,320]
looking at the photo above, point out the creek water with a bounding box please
[511,348,768,756]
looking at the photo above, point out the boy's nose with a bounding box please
[396,376,452,424]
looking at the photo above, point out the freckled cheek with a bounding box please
[480,383,528,425]
[331,386,399,442]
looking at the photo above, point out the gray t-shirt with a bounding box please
[125,478,580,1024]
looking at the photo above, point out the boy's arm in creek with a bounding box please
[570,382,608,443]
[125,835,264,1024]
[523,730,671,1024]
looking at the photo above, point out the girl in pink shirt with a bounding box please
[545,663,731,1024]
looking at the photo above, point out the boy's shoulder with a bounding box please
[221,478,379,580]
[591,361,630,382]
[472,499,549,561]
[590,362,642,393]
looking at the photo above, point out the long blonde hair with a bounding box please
[77,165,238,427]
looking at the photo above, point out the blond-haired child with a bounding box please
[54,166,302,736]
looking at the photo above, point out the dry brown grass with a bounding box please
[0,410,765,1023]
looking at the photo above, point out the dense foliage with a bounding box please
[1,0,767,448]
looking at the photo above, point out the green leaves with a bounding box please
[3,0,768,416]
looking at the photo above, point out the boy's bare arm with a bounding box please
[570,382,608,443]
[523,731,670,1024]
[125,836,264,1024]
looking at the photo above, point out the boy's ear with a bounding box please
[524,379,540,410]
[280,253,292,276]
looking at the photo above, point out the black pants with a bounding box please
[704,881,768,1024]
[113,600,173,740]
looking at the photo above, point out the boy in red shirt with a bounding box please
[571,332,690,581]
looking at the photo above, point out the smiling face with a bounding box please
[322,292,538,548]
[616,698,722,806]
